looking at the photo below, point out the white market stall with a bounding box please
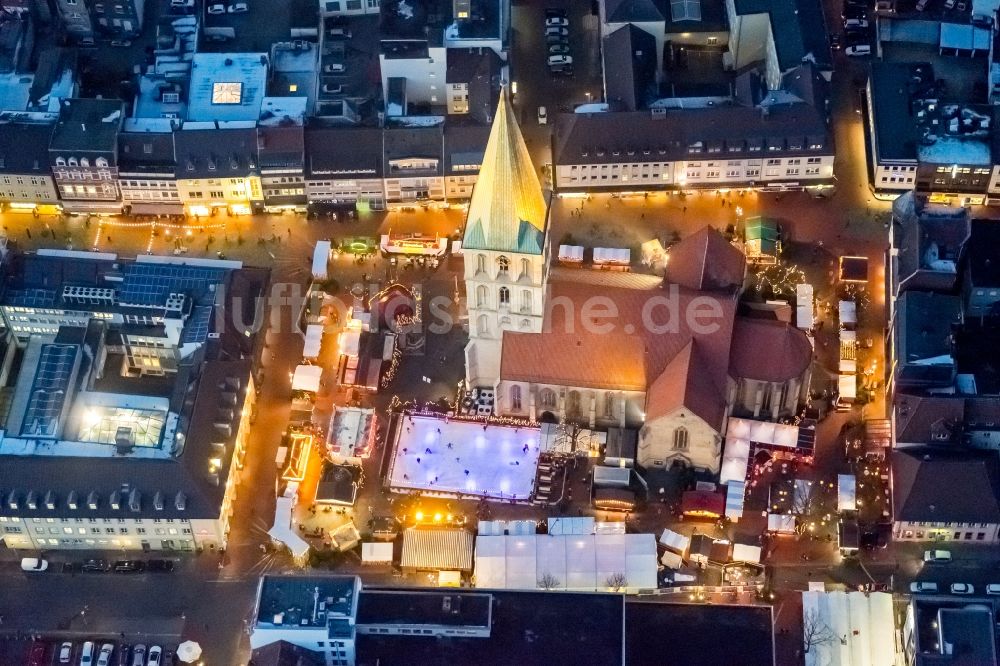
[731,543,762,564]
[720,437,751,484]
[838,474,857,512]
[839,329,858,374]
[725,481,746,520]
[593,247,631,270]
[558,245,584,265]
[292,364,323,393]
[658,528,690,555]
[767,513,796,534]
[312,240,331,280]
[801,590,897,666]
[796,283,815,330]
[303,324,324,360]
[839,300,857,329]
[361,541,394,564]
[268,493,310,562]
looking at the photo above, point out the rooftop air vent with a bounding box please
[128,488,141,512]
[153,491,164,511]
[110,490,121,510]
[87,491,99,510]
[175,492,187,511]
[44,491,56,510]
[67,490,78,510]
[26,490,37,510]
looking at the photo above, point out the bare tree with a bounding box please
[537,573,561,590]
[791,481,827,535]
[606,572,628,592]
[802,609,837,653]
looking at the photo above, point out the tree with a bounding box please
[537,573,561,590]
[606,572,628,592]
[791,480,827,535]
[802,609,837,653]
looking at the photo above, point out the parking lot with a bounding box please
[200,0,315,53]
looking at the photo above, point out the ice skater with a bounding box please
[464,469,470,475]
[425,447,432,454]
[416,457,421,464]
[447,442,453,449]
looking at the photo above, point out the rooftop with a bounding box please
[187,53,269,123]
[356,590,492,628]
[894,393,965,445]
[891,447,1000,524]
[256,575,359,628]
[305,126,384,178]
[967,219,1000,287]
[732,0,830,70]
[603,25,657,112]
[895,291,961,386]
[0,119,54,175]
[49,98,125,155]
[890,192,970,295]
[174,127,258,179]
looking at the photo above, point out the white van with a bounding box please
[845,44,871,56]
[20,557,48,572]
[537,106,547,125]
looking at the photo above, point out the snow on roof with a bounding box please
[917,136,992,166]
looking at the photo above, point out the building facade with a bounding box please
[0,118,60,212]
[48,98,125,213]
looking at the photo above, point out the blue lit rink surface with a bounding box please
[388,415,542,501]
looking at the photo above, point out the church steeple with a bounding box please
[462,87,548,255]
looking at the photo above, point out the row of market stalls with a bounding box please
[837,298,858,411]
[557,245,632,271]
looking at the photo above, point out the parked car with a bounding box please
[951,582,975,595]
[549,43,570,54]
[545,16,569,27]
[21,557,48,572]
[113,559,144,573]
[327,27,351,38]
[321,83,344,94]
[550,64,574,76]
[910,581,938,593]
[544,26,569,37]
[117,645,131,666]
[207,3,225,12]
[130,645,146,666]
[924,549,952,562]
[324,63,345,73]
[97,644,115,666]
[546,34,568,45]
[82,558,110,572]
[845,44,871,56]
[830,33,843,49]
[59,642,73,664]
[81,642,95,666]
[147,645,162,666]
[537,106,547,124]
[547,55,573,66]
[227,2,247,12]
[843,17,869,27]
[110,39,132,47]
[986,583,1000,595]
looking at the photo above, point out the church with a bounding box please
[462,92,813,475]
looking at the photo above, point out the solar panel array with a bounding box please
[120,263,226,307]
[181,305,214,344]
[21,344,77,437]
[7,288,57,308]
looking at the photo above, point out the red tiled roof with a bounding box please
[666,226,746,292]
[645,340,727,427]
[728,317,812,383]
[499,271,736,426]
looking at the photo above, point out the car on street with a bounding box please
[113,559,144,573]
[130,645,146,666]
[146,560,177,573]
[924,549,952,562]
[21,557,48,572]
[544,26,569,37]
[537,106,547,124]
[843,18,869,27]
[83,558,110,572]
[324,63,346,73]
[322,83,344,94]
[545,17,569,27]
[547,55,573,66]
[951,583,975,595]
[97,644,115,666]
[207,2,225,12]
[147,645,162,666]
[910,581,938,593]
[59,643,73,664]
[227,2,247,11]
[550,64,574,76]
[549,43,570,54]
[845,44,871,56]
[830,33,842,49]
[81,642,95,666]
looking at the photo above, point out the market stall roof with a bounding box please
[268,495,310,560]
[732,543,761,563]
[839,374,857,401]
[658,528,690,553]
[796,283,814,330]
[292,364,322,393]
[727,417,800,448]
[593,247,631,265]
[558,245,584,262]
[725,481,746,520]
[839,256,869,283]
[548,516,595,535]
[340,328,361,358]
[474,533,657,592]
[361,541,394,563]
[801,591,897,666]
[720,437,751,484]
[839,300,857,327]
[303,324,323,359]
[838,474,857,512]
[400,528,474,571]
[660,550,684,569]
[767,513,796,533]
[681,490,725,518]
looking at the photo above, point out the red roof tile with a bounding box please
[666,226,746,292]
[728,317,812,383]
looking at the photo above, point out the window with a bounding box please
[604,392,614,419]
[497,255,509,275]
[540,388,557,408]
[476,285,487,307]
[325,0,340,9]
[520,289,531,313]
[520,258,530,280]
[475,254,486,274]
[477,314,489,337]
[346,0,361,7]
[510,385,522,411]
[673,427,689,451]
[499,287,510,305]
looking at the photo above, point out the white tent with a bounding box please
[593,247,630,266]
[593,465,630,488]
[658,529,690,554]
[312,240,331,280]
[796,283,814,330]
[640,239,667,268]
[767,513,796,534]
[838,474,857,512]
[660,550,683,569]
[728,418,799,448]
[558,245,584,263]
[548,516,595,535]
[340,328,361,358]
[292,365,322,393]
[268,495,310,561]
[361,542,394,564]
[720,437,751,484]
[731,543,761,563]
[474,533,657,592]
[801,591,897,666]
[303,324,323,359]
[839,300,857,328]
[839,374,857,402]
[725,481,746,520]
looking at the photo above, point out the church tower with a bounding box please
[462,88,550,390]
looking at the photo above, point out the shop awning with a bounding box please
[796,283,814,330]
[720,437,751,484]
[558,244,584,263]
[400,528,474,571]
[593,247,630,265]
[128,202,184,215]
[292,364,322,393]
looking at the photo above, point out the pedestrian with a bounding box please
[447,442,453,449]
[416,457,421,463]
[465,469,470,475]
[683,207,687,213]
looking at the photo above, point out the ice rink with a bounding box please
[388,415,541,501]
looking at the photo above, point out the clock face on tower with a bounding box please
[211,82,243,104]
